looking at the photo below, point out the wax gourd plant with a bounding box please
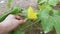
[0,0,60,34]
[38,0,60,34]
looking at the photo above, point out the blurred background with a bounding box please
[0,0,60,34]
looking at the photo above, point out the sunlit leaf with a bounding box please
[38,0,47,4]
[48,0,59,6]
[53,10,60,16]
[52,10,60,34]
[38,0,59,6]
[38,4,53,33]
[53,16,60,34]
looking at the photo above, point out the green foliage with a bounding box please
[9,30,24,34]
[38,4,53,33]
[0,6,24,34]
[0,6,22,22]
[53,15,60,34]
[48,0,59,6]
[38,0,60,34]
[0,0,60,34]
[52,10,60,34]
[38,0,59,6]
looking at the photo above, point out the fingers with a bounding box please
[0,14,25,32]
[6,14,25,24]
[8,14,23,20]
[9,14,25,24]
[18,20,25,24]
[15,15,23,20]
[5,14,15,19]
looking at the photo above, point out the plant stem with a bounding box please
[20,19,40,30]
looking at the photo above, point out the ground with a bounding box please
[0,0,37,15]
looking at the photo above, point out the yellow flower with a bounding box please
[27,6,37,20]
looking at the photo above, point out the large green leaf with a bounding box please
[38,4,52,18]
[38,7,60,34]
[53,16,60,34]
[48,0,59,6]
[38,0,58,6]
[38,11,54,33]
[41,16,54,33]
[38,4,54,33]
[38,0,47,4]
[52,10,60,34]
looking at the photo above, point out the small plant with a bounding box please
[0,0,60,34]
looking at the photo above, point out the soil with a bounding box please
[0,0,60,34]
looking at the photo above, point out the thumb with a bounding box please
[18,20,25,24]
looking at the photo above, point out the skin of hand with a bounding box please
[0,14,25,34]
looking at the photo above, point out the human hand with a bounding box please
[0,14,25,33]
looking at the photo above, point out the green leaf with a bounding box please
[38,0,47,4]
[38,4,52,18]
[38,7,60,34]
[9,30,24,34]
[10,6,21,14]
[14,30,24,34]
[38,11,54,33]
[53,16,60,34]
[0,6,21,22]
[52,10,60,34]
[41,16,54,33]
[38,0,58,6]
[48,0,59,6]
[38,2,52,11]
[38,0,41,4]
[38,4,53,33]
[53,10,60,16]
